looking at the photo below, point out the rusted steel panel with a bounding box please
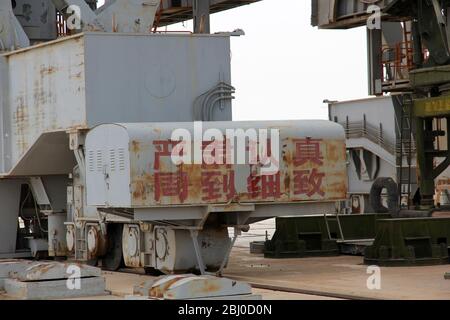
[85,120,348,208]
[5,34,87,169]
[1,32,232,175]
[134,275,254,300]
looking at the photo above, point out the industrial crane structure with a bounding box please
[313,0,450,211]
[0,0,348,275]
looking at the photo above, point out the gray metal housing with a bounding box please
[12,0,57,42]
[328,95,418,213]
[0,32,232,176]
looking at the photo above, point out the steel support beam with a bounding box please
[193,0,210,34]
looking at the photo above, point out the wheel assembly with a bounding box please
[102,224,124,271]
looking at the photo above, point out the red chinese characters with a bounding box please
[201,170,236,202]
[293,138,324,166]
[247,170,281,200]
[201,139,236,202]
[154,171,188,202]
[153,140,189,203]
[153,139,237,203]
[292,138,325,198]
[202,139,232,167]
[154,140,176,170]
[293,168,325,197]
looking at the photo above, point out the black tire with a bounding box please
[102,224,124,271]
[370,177,399,215]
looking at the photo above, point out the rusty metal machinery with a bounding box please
[312,0,450,210]
[307,0,450,266]
[0,0,351,275]
[83,121,347,273]
[265,213,391,259]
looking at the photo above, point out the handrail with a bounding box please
[339,121,416,157]
[382,40,414,84]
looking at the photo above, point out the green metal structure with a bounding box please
[386,0,450,208]
[264,214,390,259]
[264,1,450,266]
[364,218,450,266]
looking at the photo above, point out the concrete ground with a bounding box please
[76,219,450,300]
[97,271,338,300]
[225,249,450,300]
[2,219,450,300]
[224,219,450,300]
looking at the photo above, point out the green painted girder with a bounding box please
[414,95,450,118]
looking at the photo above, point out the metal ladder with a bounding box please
[75,227,87,261]
[324,212,345,242]
[398,94,414,209]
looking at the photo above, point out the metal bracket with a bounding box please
[217,227,240,276]
[29,177,51,208]
[189,229,207,275]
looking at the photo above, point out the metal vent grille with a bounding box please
[88,150,95,172]
[109,149,116,172]
[118,148,125,171]
[96,150,103,172]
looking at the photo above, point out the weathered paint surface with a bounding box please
[130,138,346,206]
[136,275,253,300]
[5,35,87,169]
[4,260,101,281]
[2,32,232,175]
[86,121,348,208]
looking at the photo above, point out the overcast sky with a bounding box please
[99,0,369,121]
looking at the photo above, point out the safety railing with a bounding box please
[382,40,414,87]
[340,120,415,157]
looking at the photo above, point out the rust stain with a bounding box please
[24,263,55,280]
[283,172,291,193]
[70,71,82,79]
[131,140,141,153]
[13,95,30,154]
[132,180,147,201]
[39,65,58,76]
[201,281,221,293]
[130,137,347,206]
[149,277,185,298]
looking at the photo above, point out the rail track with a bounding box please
[113,268,376,300]
[244,282,378,300]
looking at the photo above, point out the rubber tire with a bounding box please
[369,177,399,215]
[102,224,125,271]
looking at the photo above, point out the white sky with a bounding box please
[98,0,369,121]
